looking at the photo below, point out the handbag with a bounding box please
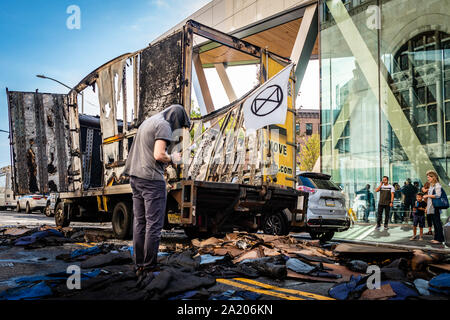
[432,186,449,210]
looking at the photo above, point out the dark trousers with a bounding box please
[130,176,167,270]
[430,210,445,242]
[377,204,391,228]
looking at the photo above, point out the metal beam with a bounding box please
[187,20,261,59]
[290,3,318,95]
[214,63,238,102]
[193,52,215,114]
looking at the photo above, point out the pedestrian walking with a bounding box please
[410,192,426,241]
[375,176,395,230]
[123,104,191,277]
[422,182,433,236]
[422,171,446,244]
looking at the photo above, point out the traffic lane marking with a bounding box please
[216,278,305,300]
[233,278,335,300]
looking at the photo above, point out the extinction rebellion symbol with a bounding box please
[250,85,283,117]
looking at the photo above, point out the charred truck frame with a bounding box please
[7,4,320,239]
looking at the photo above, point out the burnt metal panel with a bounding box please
[7,91,71,194]
[138,31,183,125]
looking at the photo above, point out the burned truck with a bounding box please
[7,19,312,239]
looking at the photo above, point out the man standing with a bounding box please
[123,104,191,277]
[401,178,418,223]
[375,176,395,230]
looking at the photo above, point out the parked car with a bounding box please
[297,172,350,242]
[16,194,48,214]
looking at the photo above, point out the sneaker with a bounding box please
[409,236,416,241]
[384,226,389,231]
[418,237,423,241]
[375,226,381,230]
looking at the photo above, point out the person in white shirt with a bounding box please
[375,176,395,230]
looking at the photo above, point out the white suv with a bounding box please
[16,194,48,214]
[297,172,350,241]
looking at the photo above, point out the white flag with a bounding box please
[243,63,293,132]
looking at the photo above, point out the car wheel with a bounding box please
[16,203,21,212]
[25,202,32,214]
[55,202,70,228]
[112,202,133,240]
[263,212,289,236]
[44,202,53,217]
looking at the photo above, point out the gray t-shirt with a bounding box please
[124,114,173,181]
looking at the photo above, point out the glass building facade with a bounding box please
[319,0,450,220]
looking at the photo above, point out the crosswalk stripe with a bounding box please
[233,278,335,300]
[216,278,305,300]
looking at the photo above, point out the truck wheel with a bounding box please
[112,202,133,240]
[309,231,335,242]
[44,202,53,217]
[25,202,32,214]
[263,212,289,236]
[55,202,70,227]
[16,203,21,212]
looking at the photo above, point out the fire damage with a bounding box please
[0,226,449,300]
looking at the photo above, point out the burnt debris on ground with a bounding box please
[0,226,449,300]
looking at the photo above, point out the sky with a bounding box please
[0,0,319,170]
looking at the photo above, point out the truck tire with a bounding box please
[55,202,70,228]
[309,231,335,242]
[16,203,21,212]
[112,202,133,240]
[263,212,289,236]
[25,202,32,214]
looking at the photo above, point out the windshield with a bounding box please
[298,176,340,191]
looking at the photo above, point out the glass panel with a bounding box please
[446,122,450,141]
[320,0,450,221]
[428,105,437,123]
[320,0,381,209]
[428,124,438,144]
[416,106,427,124]
[380,0,450,222]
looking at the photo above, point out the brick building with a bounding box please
[296,108,320,146]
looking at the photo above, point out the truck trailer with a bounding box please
[7,15,318,239]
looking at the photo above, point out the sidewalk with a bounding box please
[334,222,449,252]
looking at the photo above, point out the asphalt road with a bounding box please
[1,209,448,300]
[0,209,335,300]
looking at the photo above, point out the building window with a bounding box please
[306,123,313,135]
[391,31,449,145]
[296,123,300,134]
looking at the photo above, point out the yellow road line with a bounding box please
[216,279,305,300]
[74,242,96,247]
[234,278,335,300]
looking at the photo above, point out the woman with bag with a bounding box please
[422,170,446,244]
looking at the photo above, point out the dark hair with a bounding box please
[382,176,389,181]
[417,192,424,196]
